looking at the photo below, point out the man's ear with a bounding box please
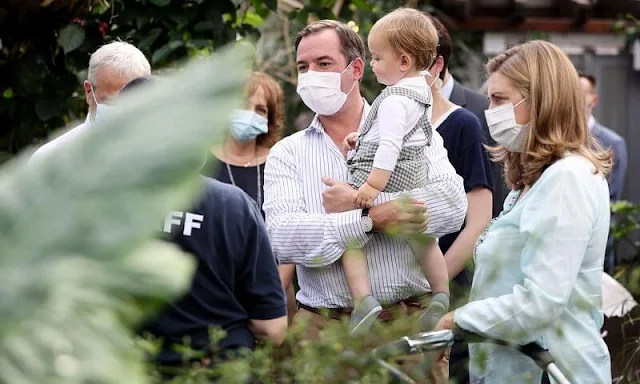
[592,92,599,108]
[352,57,366,80]
[84,80,95,109]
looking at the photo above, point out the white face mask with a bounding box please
[419,70,440,88]
[296,62,357,116]
[484,98,529,152]
[90,85,114,126]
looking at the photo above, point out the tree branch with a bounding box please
[332,0,345,17]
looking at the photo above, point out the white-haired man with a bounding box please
[30,41,151,162]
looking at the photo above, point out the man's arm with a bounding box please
[249,318,288,346]
[278,264,298,325]
[375,132,467,238]
[237,196,288,346]
[263,140,371,267]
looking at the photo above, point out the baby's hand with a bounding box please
[354,182,380,208]
[342,132,359,152]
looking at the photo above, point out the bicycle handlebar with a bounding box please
[371,329,570,384]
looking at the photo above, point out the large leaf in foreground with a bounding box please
[0,44,250,384]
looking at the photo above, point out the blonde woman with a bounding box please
[432,40,613,383]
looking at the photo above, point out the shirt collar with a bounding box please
[395,75,428,88]
[441,75,455,100]
[84,113,93,128]
[307,98,371,134]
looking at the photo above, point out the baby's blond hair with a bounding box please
[370,8,438,71]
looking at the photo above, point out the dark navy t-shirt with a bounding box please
[436,107,494,258]
[140,177,286,365]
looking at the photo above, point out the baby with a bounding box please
[342,8,450,337]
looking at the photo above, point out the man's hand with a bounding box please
[369,197,428,234]
[341,132,359,152]
[354,182,380,208]
[322,177,357,213]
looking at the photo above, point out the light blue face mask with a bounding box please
[229,109,269,142]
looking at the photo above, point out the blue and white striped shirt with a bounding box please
[263,101,467,308]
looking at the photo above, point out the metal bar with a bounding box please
[449,16,614,33]
[546,363,572,384]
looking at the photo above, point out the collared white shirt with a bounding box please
[29,114,92,164]
[588,115,596,131]
[263,99,467,308]
[360,76,431,171]
[440,75,455,101]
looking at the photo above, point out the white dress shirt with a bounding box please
[440,75,455,101]
[29,115,92,164]
[359,76,430,171]
[263,99,467,308]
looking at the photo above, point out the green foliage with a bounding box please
[611,201,640,299]
[612,14,640,44]
[0,42,250,384]
[610,201,640,383]
[0,0,268,158]
[142,314,433,383]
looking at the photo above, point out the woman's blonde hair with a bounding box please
[486,40,612,188]
[369,8,438,71]
[245,72,285,148]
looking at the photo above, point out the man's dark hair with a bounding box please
[578,72,597,88]
[295,20,366,64]
[427,15,452,81]
[120,75,155,93]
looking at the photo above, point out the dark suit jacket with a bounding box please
[592,120,628,201]
[449,80,508,218]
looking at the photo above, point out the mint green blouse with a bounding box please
[455,154,612,384]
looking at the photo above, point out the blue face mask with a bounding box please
[229,110,269,142]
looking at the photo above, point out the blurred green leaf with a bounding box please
[35,99,64,121]
[243,12,264,28]
[3,88,13,99]
[138,28,163,51]
[58,24,86,54]
[152,43,178,64]
[264,0,278,11]
[150,0,171,7]
[0,43,250,384]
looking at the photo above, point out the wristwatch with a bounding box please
[361,207,374,234]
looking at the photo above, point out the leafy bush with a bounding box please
[140,315,431,384]
[0,0,272,159]
[0,42,250,384]
[611,201,640,299]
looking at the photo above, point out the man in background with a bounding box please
[29,41,151,163]
[579,72,629,274]
[579,73,628,202]
[428,18,508,219]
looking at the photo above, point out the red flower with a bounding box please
[71,18,86,27]
[98,21,109,38]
